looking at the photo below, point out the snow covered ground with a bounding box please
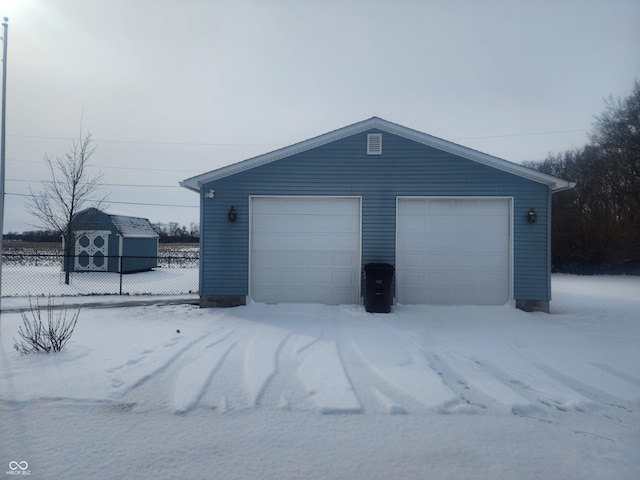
[1,265,199,297]
[1,275,639,479]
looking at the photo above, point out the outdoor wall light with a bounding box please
[228,206,237,222]
[527,208,538,224]
[204,189,215,199]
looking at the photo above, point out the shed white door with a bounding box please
[250,197,361,304]
[397,198,511,305]
[74,230,110,271]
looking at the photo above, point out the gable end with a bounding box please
[180,117,575,192]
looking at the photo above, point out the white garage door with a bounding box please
[397,198,511,305]
[250,197,361,304]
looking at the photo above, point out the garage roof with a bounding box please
[180,117,575,192]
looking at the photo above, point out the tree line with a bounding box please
[4,221,200,243]
[524,80,640,274]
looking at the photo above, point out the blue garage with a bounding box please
[181,117,574,312]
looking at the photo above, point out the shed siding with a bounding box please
[200,130,550,302]
[121,237,158,272]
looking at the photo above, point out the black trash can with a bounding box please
[364,263,395,313]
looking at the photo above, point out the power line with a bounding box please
[452,129,587,141]
[7,133,283,147]
[7,128,588,146]
[5,192,197,208]
[6,178,182,188]
[6,157,202,173]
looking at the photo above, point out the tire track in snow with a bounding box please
[341,317,458,411]
[172,340,237,414]
[525,363,637,427]
[297,340,362,414]
[108,322,241,400]
[109,329,224,399]
[505,337,639,411]
[254,333,318,412]
[244,326,293,407]
[429,351,532,414]
[466,357,587,418]
[381,318,585,417]
[338,320,426,414]
[501,338,608,414]
[115,325,243,412]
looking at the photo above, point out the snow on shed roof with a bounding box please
[109,214,158,238]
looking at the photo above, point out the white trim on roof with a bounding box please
[180,117,575,192]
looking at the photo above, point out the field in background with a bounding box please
[2,241,198,265]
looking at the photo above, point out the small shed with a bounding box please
[64,208,159,273]
[181,117,575,312]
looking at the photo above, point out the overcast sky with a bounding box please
[1,0,639,234]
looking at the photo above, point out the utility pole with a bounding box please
[0,17,8,333]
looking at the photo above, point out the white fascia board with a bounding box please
[376,118,575,191]
[180,117,575,192]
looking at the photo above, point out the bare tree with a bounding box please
[525,80,640,273]
[26,132,108,284]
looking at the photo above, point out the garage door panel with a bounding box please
[404,270,425,284]
[398,198,510,305]
[332,234,359,249]
[331,252,356,266]
[426,199,452,214]
[400,253,425,268]
[452,272,484,288]
[332,270,356,287]
[482,215,509,233]
[331,215,360,231]
[451,253,479,269]
[251,197,360,305]
[426,270,453,286]
[426,254,453,269]
[451,216,478,234]
[483,200,510,215]
[476,254,509,271]
[398,215,426,232]
[428,234,452,251]
[403,289,426,304]
[398,234,425,250]
[306,252,332,266]
[428,216,452,231]
[398,199,425,214]
[426,289,453,304]
[478,235,509,253]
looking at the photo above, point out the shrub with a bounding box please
[13,297,80,354]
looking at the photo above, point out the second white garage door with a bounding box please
[250,197,361,304]
[397,198,511,305]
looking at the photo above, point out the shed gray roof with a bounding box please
[180,116,576,192]
[109,214,158,238]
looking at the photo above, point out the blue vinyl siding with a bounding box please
[120,237,158,272]
[200,130,551,301]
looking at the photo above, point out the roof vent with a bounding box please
[367,133,382,155]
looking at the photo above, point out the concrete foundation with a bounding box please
[200,295,247,308]
[516,299,550,313]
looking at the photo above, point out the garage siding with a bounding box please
[199,130,550,303]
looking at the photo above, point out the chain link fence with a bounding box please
[1,244,199,297]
